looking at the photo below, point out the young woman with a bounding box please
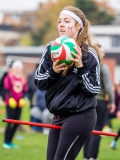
[35,6,101,160]
[3,61,28,149]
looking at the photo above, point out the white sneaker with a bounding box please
[110,140,117,149]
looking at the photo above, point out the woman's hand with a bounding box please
[69,44,83,68]
[51,56,68,73]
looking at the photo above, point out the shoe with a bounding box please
[110,140,117,149]
[3,143,12,149]
[89,158,97,160]
[9,142,19,148]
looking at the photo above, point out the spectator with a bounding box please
[27,64,38,123]
[83,46,115,160]
[30,89,52,135]
[3,60,28,149]
[104,83,120,130]
[0,61,13,100]
[110,83,120,149]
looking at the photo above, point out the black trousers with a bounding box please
[47,108,97,160]
[115,128,120,141]
[84,100,107,159]
[4,105,22,143]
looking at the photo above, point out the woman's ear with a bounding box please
[76,23,81,31]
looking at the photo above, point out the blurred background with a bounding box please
[0,0,120,84]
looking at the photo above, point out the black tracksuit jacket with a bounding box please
[34,42,100,116]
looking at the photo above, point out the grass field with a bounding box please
[0,105,120,160]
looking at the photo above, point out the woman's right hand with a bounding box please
[51,57,68,73]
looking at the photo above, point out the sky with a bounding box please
[0,0,46,12]
[0,0,120,23]
[0,0,120,12]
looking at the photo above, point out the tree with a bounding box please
[31,0,115,46]
[31,0,75,45]
[20,32,32,46]
[75,0,115,24]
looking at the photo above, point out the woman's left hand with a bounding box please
[69,44,83,68]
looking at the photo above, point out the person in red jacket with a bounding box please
[3,60,28,149]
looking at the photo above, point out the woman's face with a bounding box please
[58,13,80,40]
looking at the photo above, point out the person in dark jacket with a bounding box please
[34,6,101,160]
[27,64,39,123]
[83,47,115,160]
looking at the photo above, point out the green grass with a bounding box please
[0,105,120,160]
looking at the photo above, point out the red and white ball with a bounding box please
[50,36,77,64]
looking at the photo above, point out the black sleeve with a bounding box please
[77,47,100,97]
[34,42,60,90]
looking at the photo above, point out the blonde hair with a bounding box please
[62,6,102,59]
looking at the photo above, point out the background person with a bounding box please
[27,64,38,124]
[0,61,13,105]
[30,89,52,134]
[3,60,28,149]
[110,83,120,149]
[103,83,120,131]
[34,6,101,160]
[83,46,115,160]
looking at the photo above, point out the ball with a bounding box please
[50,36,77,65]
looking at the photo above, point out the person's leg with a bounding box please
[4,105,15,144]
[115,128,120,141]
[42,109,51,134]
[108,113,116,129]
[42,109,50,124]
[47,125,61,160]
[31,109,43,132]
[110,128,120,149]
[33,118,43,132]
[47,108,97,160]
[84,100,107,159]
[103,108,116,130]
[9,108,21,143]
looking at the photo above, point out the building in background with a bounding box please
[0,8,120,84]
[0,10,35,46]
[90,25,120,84]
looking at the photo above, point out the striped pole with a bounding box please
[2,118,118,137]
